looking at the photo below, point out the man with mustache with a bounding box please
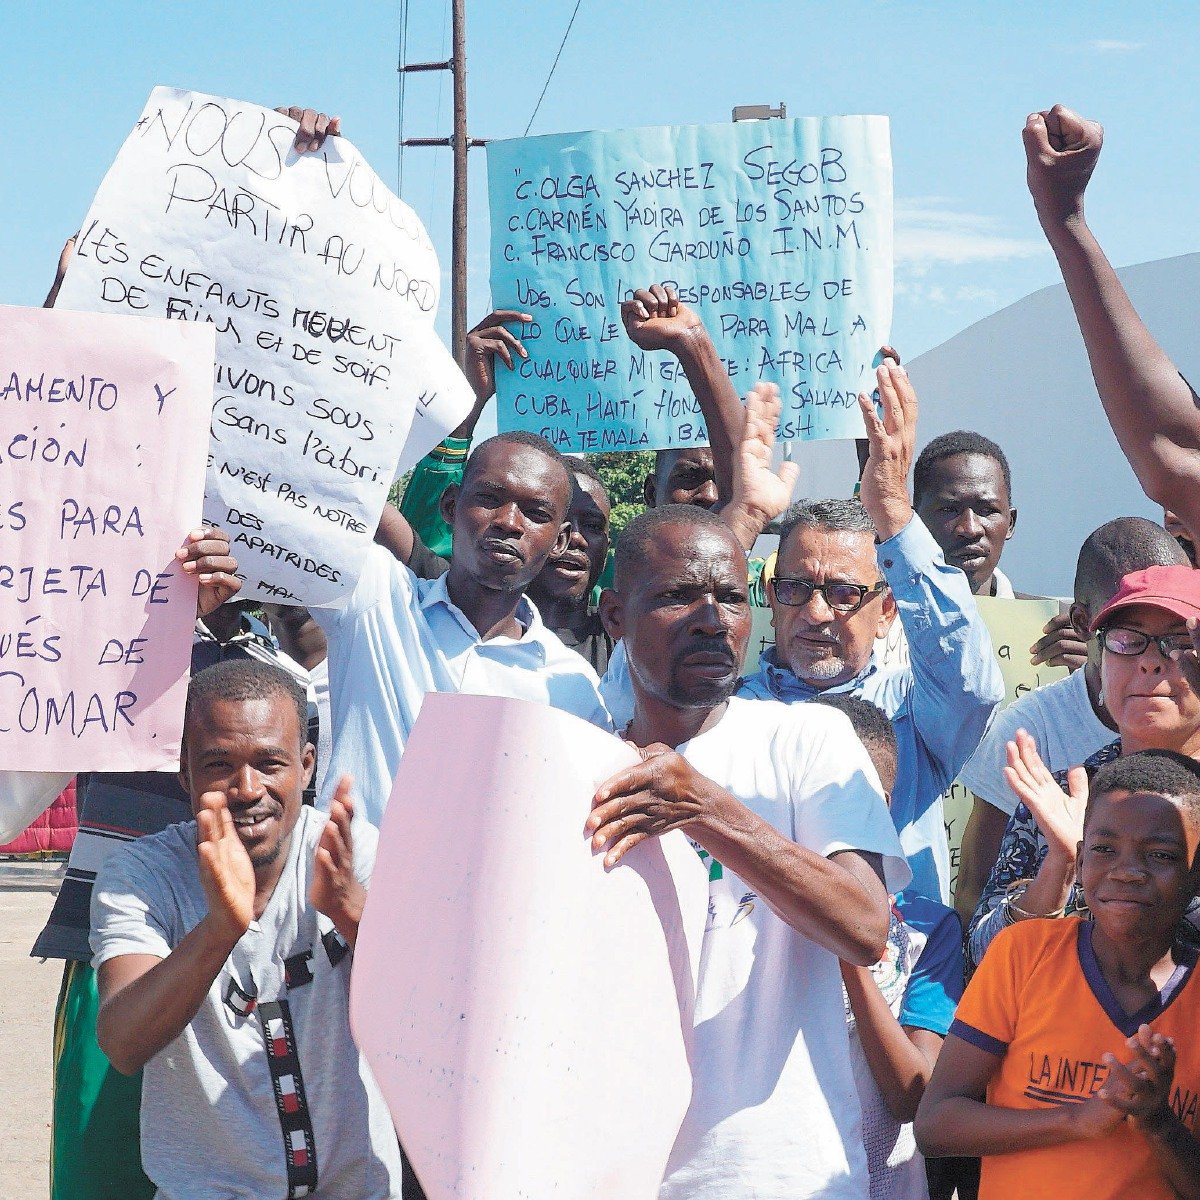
[740,364,1004,904]
[590,503,908,1198]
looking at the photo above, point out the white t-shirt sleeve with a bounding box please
[90,841,175,969]
[793,708,913,896]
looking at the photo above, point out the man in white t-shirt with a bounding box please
[954,516,1187,918]
[589,505,910,1199]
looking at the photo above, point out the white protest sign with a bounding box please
[0,304,211,772]
[56,86,474,606]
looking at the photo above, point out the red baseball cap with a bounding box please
[1090,565,1200,632]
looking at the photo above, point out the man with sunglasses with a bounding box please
[740,363,1004,904]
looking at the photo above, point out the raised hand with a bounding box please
[1003,729,1088,862]
[857,361,918,541]
[196,790,256,941]
[311,776,367,947]
[1023,105,1104,225]
[723,382,800,551]
[464,310,532,402]
[1169,618,1200,696]
[276,106,342,154]
[621,283,703,353]
[176,526,241,617]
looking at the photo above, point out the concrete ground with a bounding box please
[1,861,63,1199]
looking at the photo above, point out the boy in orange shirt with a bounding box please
[915,747,1200,1198]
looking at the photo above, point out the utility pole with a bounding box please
[400,0,487,369]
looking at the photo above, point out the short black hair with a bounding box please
[569,456,609,494]
[1073,517,1188,611]
[778,498,876,556]
[1087,748,1200,831]
[913,430,1013,506]
[614,503,740,590]
[185,659,308,746]
[461,431,573,503]
[810,693,898,793]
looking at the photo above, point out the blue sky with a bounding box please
[4,1,1198,358]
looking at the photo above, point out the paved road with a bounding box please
[1,862,63,1199]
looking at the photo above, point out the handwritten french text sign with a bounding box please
[57,87,473,606]
[0,304,212,772]
[487,116,892,453]
[353,693,708,1200]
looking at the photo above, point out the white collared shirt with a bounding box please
[314,545,612,825]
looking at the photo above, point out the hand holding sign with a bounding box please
[176,526,241,617]
[275,105,343,153]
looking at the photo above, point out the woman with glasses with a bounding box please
[966,565,1200,971]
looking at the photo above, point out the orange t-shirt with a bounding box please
[951,918,1200,1200]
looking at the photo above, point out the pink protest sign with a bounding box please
[351,693,709,1200]
[0,304,212,771]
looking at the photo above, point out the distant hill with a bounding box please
[783,253,1200,597]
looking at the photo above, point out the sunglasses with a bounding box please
[772,577,888,613]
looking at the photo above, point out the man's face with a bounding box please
[769,525,895,689]
[442,442,572,594]
[645,448,718,509]
[915,452,1016,594]
[602,523,750,711]
[531,472,611,607]
[1079,788,1200,944]
[181,694,314,872]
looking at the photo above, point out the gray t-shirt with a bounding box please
[957,667,1112,816]
[91,805,402,1199]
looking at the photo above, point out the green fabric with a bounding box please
[51,960,153,1200]
[398,437,471,559]
[747,556,769,607]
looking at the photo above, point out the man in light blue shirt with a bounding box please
[738,364,1003,903]
[314,431,611,825]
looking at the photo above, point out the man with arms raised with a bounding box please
[589,504,908,1198]
[91,660,402,1198]
[739,365,1003,902]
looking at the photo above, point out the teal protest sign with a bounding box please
[487,116,892,453]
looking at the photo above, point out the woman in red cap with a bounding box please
[967,564,1200,969]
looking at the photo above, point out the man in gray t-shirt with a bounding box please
[91,659,401,1199]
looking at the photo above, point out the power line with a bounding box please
[396,0,410,192]
[430,0,450,217]
[523,0,582,137]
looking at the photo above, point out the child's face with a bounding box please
[1078,788,1200,943]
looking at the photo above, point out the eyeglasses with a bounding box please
[772,577,888,613]
[1098,626,1193,659]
